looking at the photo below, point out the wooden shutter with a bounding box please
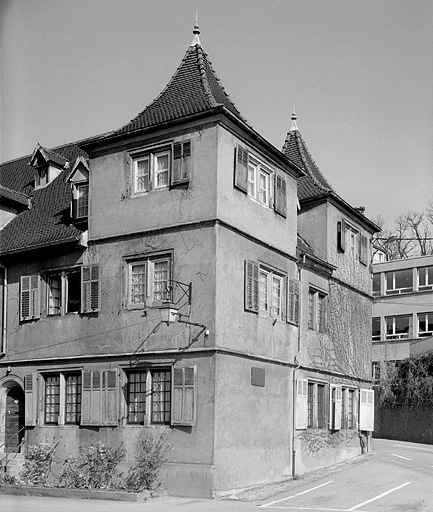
[359,235,368,265]
[359,389,374,431]
[20,275,40,321]
[330,385,342,430]
[234,145,248,194]
[25,373,37,426]
[288,279,299,325]
[81,369,118,426]
[172,141,191,185]
[103,369,118,426]
[296,379,308,429]
[171,366,196,426]
[244,260,259,313]
[337,221,346,253]
[81,265,100,313]
[274,174,287,217]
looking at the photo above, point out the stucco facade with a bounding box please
[0,29,378,497]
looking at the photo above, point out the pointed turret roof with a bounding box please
[282,111,334,201]
[113,23,245,137]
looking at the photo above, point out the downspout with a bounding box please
[0,263,6,357]
[292,254,305,479]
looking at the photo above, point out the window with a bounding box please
[418,266,433,291]
[372,362,381,384]
[308,288,327,332]
[127,256,171,308]
[244,260,286,321]
[340,387,357,430]
[372,273,381,296]
[131,141,191,195]
[126,369,171,425]
[337,220,368,264]
[385,315,412,340]
[386,269,413,294]
[418,312,433,337]
[306,381,328,429]
[75,183,89,218]
[235,145,287,215]
[287,278,300,325]
[45,265,100,315]
[44,372,81,425]
[125,366,196,427]
[372,317,381,341]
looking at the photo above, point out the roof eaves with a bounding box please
[0,235,82,258]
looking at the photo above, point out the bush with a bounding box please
[57,442,126,490]
[0,473,17,486]
[21,440,59,486]
[125,434,168,492]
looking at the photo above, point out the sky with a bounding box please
[1,0,432,228]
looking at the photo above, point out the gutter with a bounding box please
[0,263,6,357]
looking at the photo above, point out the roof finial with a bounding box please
[191,11,201,46]
[290,104,298,131]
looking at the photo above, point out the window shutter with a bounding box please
[330,385,342,430]
[234,145,248,194]
[337,221,346,253]
[25,373,37,426]
[171,366,196,426]
[288,279,299,325]
[102,369,118,426]
[296,379,308,429]
[359,389,374,431]
[244,260,259,313]
[274,175,287,217]
[81,265,100,313]
[359,235,368,265]
[20,275,40,321]
[172,141,191,185]
[81,370,94,425]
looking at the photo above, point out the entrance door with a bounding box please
[5,387,25,452]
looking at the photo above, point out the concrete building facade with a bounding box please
[0,27,377,497]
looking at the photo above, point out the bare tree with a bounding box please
[372,204,433,260]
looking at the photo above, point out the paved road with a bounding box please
[1,438,432,511]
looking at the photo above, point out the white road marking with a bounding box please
[259,481,333,508]
[391,453,413,461]
[347,481,411,511]
[391,443,433,453]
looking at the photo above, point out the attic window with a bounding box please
[35,167,48,188]
[67,156,89,220]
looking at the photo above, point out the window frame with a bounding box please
[306,380,328,429]
[308,288,327,332]
[258,265,286,321]
[385,269,413,295]
[385,314,412,340]
[43,371,82,426]
[372,317,381,341]
[126,254,171,310]
[247,155,273,208]
[418,266,433,291]
[418,312,433,338]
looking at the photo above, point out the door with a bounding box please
[5,386,25,452]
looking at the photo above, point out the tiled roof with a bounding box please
[114,41,246,136]
[0,185,30,208]
[0,144,88,255]
[282,129,334,201]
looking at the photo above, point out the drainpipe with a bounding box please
[0,263,6,357]
[291,254,305,479]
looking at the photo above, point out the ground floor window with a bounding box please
[43,372,81,425]
[307,381,328,429]
[126,369,171,425]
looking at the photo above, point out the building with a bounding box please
[0,25,377,497]
[372,255,433,378]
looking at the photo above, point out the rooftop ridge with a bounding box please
[295,130,333,193]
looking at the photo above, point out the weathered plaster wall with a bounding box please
[89,124,218,241]
[217,126,298,257]
[215,225,298,359]
[4,226,216,360]
[213,352,293,493]
[297,203,328,261]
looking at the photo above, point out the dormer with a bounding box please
[29,144,69,189]
[67,156,89,221]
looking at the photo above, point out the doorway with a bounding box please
[5,386,25,452]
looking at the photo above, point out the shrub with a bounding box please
[21,440,59,486]
[0,473,17,486]
[125,434,168,492]
[57,442,126,490]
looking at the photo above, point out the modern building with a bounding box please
[372,254,433,379]
[0,25,377,497]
